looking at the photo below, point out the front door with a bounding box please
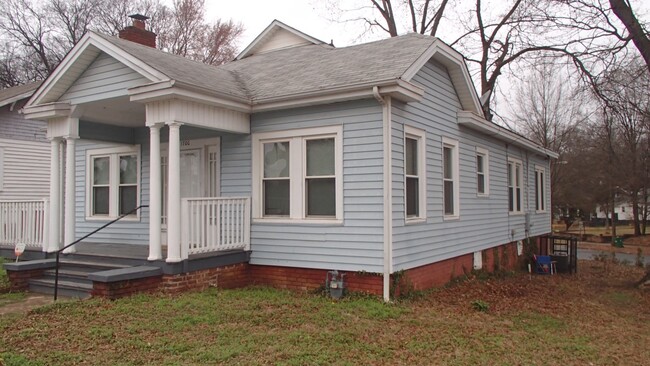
[160,137,220,244]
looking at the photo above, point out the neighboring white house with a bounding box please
[0,82,51,247]
[16,18,556,300]
[595,201,645,222]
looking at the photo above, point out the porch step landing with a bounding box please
[28,259,131,299]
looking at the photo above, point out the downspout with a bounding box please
[374,86,392,302]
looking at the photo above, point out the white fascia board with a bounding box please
[458,111,559,159]
[129,81,252,113]
[236,19,326,60]
[252,79,424,112]
[28,32,167,107]
[0,91,34,108]
[22,102,72,120]
[402,39,483,115]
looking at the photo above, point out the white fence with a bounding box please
[0,199,48,249]
[182,197,250,256]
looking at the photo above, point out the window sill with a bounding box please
[476,193,489,198]
[508,211,525,216]
[85,215,141,222]
[405,217,427,225]
[253,218,344,226]
[443,214,460,221]
[535,210,547,214]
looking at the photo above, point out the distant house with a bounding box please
[0,82,51,248]
[595,201,645,222]
[8,18,556,300]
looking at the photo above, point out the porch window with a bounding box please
[404,126,426,221]
[252,125,343,222]
[86,145,140,219]
[508,158,523,214]
[442,137,459,219]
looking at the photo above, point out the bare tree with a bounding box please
[0,0,243,88]
[609,0,650,72]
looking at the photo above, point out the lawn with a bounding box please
[0,261,649,365]
[0,258,26,307]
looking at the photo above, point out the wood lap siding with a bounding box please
[391,61,552,271]
[59,53,149,104]
[247,100,385,272]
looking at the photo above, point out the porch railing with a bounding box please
[182,197,250,256]
[0,199,49,249]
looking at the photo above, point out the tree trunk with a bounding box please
[611,192,617,245]
[631,191,641,235]
[609,0,650,73]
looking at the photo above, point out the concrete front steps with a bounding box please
[29,259,132,299]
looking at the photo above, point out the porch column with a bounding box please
[148,124,162,261]
[166,122,182,263]
[63,137,77,253]
[48,137,62,252]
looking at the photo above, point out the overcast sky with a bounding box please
[203,0,363,50]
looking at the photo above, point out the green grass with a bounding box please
[0,264,648,365]
[0,257,9,289]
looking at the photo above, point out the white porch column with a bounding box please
[166,122,182,262]
[48,137,62,252]
[148,124,162,261]
[63,137,77,253]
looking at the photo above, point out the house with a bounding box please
[0,81,51,248]
[5,17,557,300]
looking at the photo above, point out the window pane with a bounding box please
[405,138,418,176]
[264,180,289,216]
[444,180,454,215]
[476,155,484,173]
[535,172,539,211]
[540,172,544,210]
[119,186,137,215]
[478,174,485,194]
[93,186,109,215]
[264,142,289,178]
[515,166,520,187]
[516,188,521,211]
[306,178,335,216]
[120,155,137,184]
[406,177,419,217]
[443,147,452,179]
[306,138,334,176]
[508,187,514,212]
[93,157,110,185]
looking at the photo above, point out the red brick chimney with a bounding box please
[118,14,156,48]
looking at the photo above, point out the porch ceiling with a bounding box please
[77,96,145,127]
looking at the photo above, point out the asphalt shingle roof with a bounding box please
[0,81,42,106]
[97,32,437,103]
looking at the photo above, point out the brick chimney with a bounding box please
[118,14,156,48]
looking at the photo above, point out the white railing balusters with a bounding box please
[0,199,49,250]
[181,197,251,255]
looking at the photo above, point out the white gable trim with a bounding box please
[236,20,328,60]
[402,39,483,116]
[28,32,169,107]
[458,111,559,158]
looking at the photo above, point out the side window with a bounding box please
[476,147,489,196]
[442,138,459,219]
[404,126,426,221]
[508,158,523,214]
[535,166,546,212]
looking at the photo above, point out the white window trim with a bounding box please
[535,165,546,213]
[442,137,459,220]
[252,125,343,224]
[508,157,524,215]
[404,126,427,223]
[85,145,141,221]
[476,146,489,197]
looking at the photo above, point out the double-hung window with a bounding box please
[404,126,426,221]
[253,126,342,222]
[442,137,459,219]
[476,147,489,196]
[508,158,523,214]
[87,146,140,219]
[535,166,546,212]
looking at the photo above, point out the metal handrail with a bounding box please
[53,205,148,300]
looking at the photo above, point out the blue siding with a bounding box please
[391,61,552,271]
[248,100,385,272]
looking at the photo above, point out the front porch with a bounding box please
[2,241,251,299]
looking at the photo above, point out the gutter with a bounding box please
[374,86,392,302]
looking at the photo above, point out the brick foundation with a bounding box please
[160,263,249,294]
[249,265,383,294]
[6,268,46,291]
